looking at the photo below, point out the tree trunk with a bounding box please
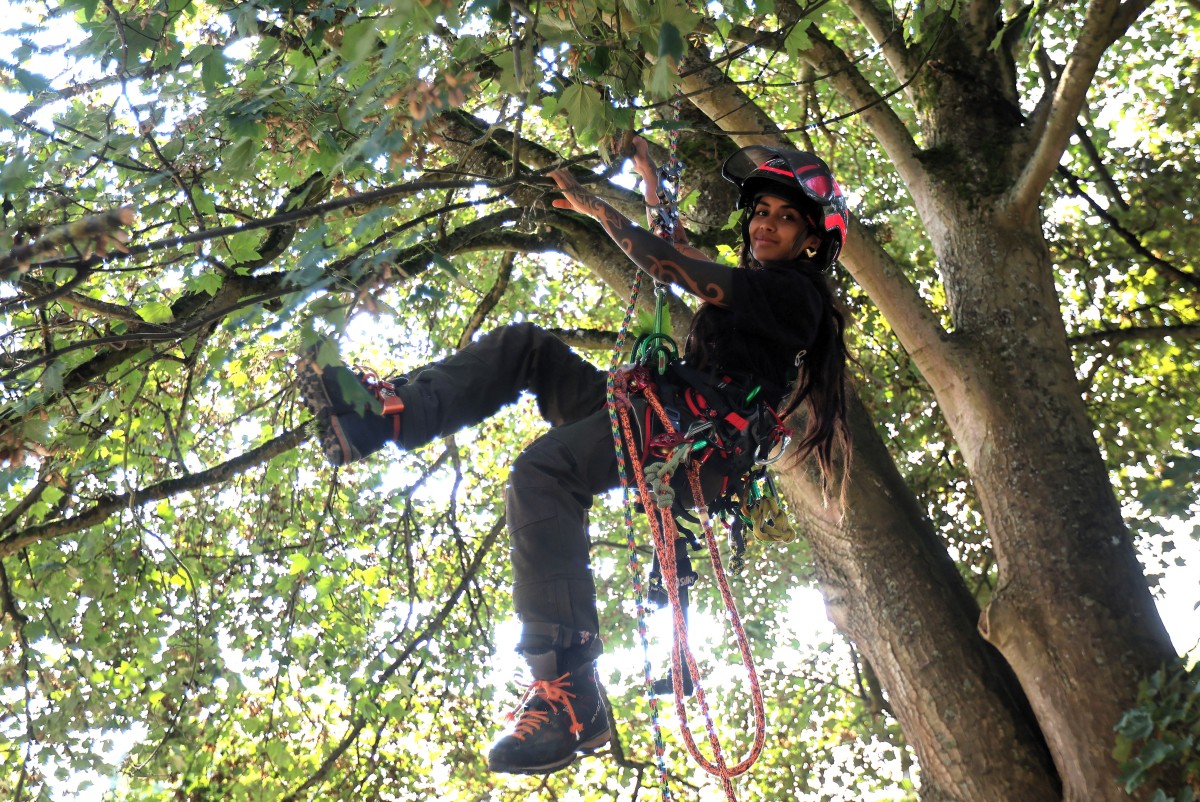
[777,394,1061,802]
[682,47,1068,802]
[926,210,1177,801]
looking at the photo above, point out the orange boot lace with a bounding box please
[506,674,584,741]
[353,365,404,437]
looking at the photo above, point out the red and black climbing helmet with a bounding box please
[721,145,848,268]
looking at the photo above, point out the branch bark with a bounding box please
[1009,0,1154,219]
[777,395,1059,801]
[0,425,308,557]
[795,24,928,212]
[842,0,919,85]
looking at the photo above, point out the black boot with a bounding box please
[297,349,404,466]
[487,656,610,775]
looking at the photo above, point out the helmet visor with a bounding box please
[722,146,838,205]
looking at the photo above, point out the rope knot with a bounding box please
[749,496,795,543]
[644,441,694,509]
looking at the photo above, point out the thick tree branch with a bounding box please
[412,119,683,322]
[0,479,49,537]
[0,425,309,558]
[0,207,135,279]
[15,170,601,277]
[14,276,146,323]
[237,171,334,271]
[962,0,1004,56]
[431,109,652,222]
[357,208,549,289]
[777,393,1059,800]
[0,273,249,390]
[839,217,956,383]
[842,0,919,84]
[2,208,552,437]
[678,50,787,148]
[544,326,618,352]
[0,558,28,626]
[540,211,693,329]
[1009,0,1154,219]
[795,25,926,204]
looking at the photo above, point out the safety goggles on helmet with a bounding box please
[721,145,848,268]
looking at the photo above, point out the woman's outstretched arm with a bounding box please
[548,167,733,307]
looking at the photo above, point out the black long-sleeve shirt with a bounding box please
[684,262,824,406]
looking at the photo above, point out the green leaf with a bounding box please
[558,83,606,133]
[137,301,175,324]
[430,252,458,277]
[657,21,684,60]
[341,19,379,64]
[0,148,32,194]
[200,49,229,93]
[1115,708,1156,741]
[13,65,51,94]
[186,270,224,296]
[226,232,261,264]
[222,137,257,179]
[40,360,65,394]
[646,56,677,99]
[193,190,216,217]
[496,45,536,94]
[784,19,812,55]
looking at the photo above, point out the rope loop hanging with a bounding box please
[605,273,676,802]
[610,366,768,800]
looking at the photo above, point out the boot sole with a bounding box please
[487,728,611,775]
[296,353,357,466]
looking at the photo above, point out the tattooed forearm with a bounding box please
[615,238,727,301]
[575,192,733,306]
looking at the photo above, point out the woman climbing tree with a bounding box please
[296,137,853,776]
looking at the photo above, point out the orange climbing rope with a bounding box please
[612,365,767,800]
[607,117,767,799]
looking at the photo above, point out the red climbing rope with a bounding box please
[612,366,767,799]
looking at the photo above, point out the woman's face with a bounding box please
[747,193,818,262]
